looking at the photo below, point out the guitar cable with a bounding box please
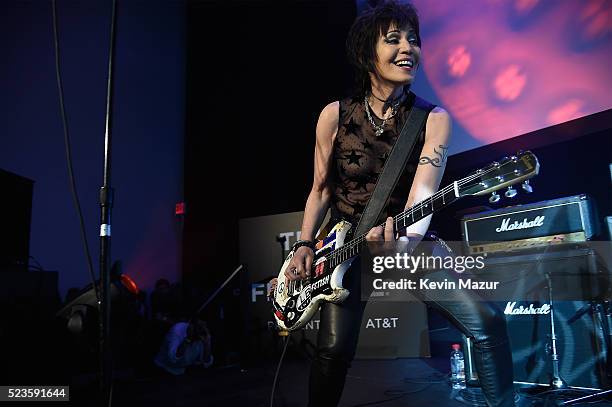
[51,0,98,301]
[349,384,433,407]
[270,333,291,407]
[52,2,118,406]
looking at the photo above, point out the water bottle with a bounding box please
[450,343,466,389]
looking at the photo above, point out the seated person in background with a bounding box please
[151,278,175,325]
[154,318,213,375]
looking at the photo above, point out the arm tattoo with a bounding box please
[419,145,449,168]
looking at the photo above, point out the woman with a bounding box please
[283,2,515,406]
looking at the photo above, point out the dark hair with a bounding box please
[187,318,209,339]
[346,0,421,97]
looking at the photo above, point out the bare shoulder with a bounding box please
[425,105,452,143]
[427,106,451,126]
[319,101,340,126]
[316,101,340,143]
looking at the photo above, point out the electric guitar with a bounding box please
[272,151,540,331]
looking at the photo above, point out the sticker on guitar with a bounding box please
[315,261,325,277]
[295,286,312,312]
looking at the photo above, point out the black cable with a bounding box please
[51,0,99,301]
[270,334,291,407]
[401,372,448,385]
[349,384,432,407]
[344,372,444,407]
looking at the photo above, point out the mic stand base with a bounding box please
[550,377,568,390]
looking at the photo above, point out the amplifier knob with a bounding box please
[505,186,518,198]
[489,192,501,203]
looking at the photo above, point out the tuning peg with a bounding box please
[505,186,517,198]
[489,192,501,204]
[522,180,533,193]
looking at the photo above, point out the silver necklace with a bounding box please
[364,94,402,137]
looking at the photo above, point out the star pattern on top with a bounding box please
[338,184,351,199]
[344,150,364,166]
[331,96,417,223]
[360,138,373,151]
[342,118,361,136]
[351,175,375,192]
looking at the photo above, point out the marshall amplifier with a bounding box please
[461,195,597,254]
[460,248,609,389]
[463,300,608,389]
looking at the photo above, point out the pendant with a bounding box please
[375,127,384,137]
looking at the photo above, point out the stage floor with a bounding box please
[69,356,612,407]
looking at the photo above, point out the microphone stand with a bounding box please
[275,235,287,267]
[556,299,612,406]
[545,272,567,390]
[98,0,118,405]
[606,301,612,384]
[196,265,244,314]
[274,236,290,342]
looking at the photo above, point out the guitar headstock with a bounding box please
[459,151,539,197]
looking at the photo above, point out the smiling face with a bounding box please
[371,25,421,89]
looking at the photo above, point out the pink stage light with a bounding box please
[412,0,612,145]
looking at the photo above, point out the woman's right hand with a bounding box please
[284,246,315,281]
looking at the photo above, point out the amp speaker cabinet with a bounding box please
[504,300,607,389]
[462,248,609,389]
[0,169,34,272]
[464,301,608,389]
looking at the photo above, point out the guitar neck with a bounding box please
[328,185,460,268]
[324,151,540,269]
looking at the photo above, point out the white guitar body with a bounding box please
[272,220,354,331]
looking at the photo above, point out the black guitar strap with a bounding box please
[353,92,435,237]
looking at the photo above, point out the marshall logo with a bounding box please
[504,301,551,315]
[496,215,545,232]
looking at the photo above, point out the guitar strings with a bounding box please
[326,163,521,266]
[345,165,506,249]
[350,165,518,252]
[283,159,527,296]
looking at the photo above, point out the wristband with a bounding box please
[291,239,315,252]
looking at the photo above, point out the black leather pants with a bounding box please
[307,260,515,407]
